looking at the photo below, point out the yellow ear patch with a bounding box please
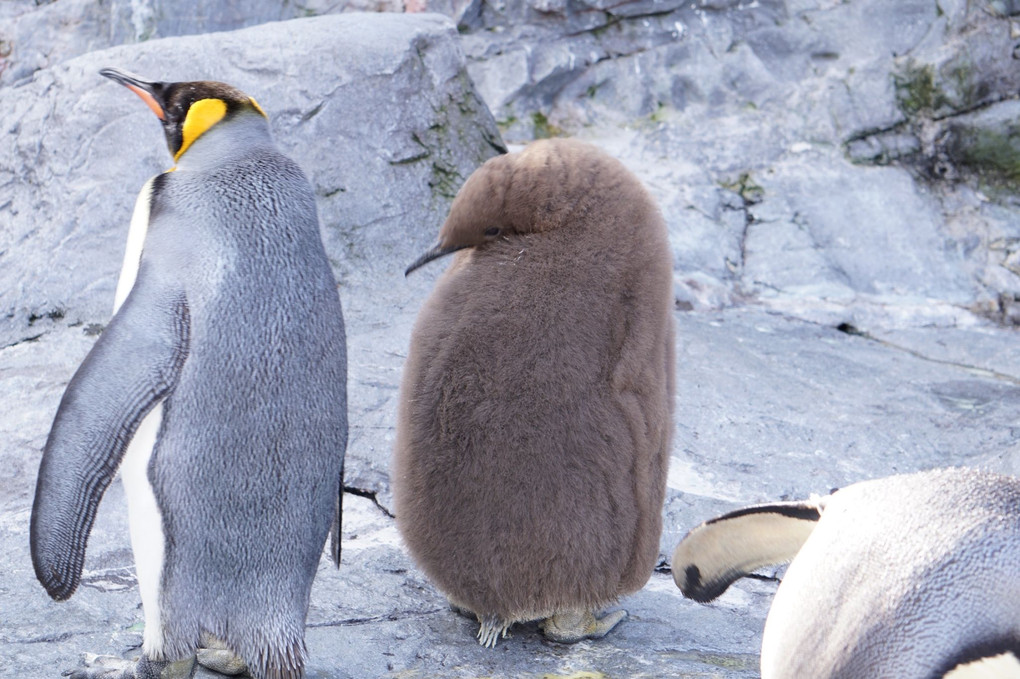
[174,98,228,161]
[249,97,267,118]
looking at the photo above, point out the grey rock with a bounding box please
[448,0,1020,324]
[942,99,1020,192]
[743,155,976,306]
[459,0,937,134]
[666,309,1020,517]
[11,0,1020,322]
[1,0,249,85]
[0,0,35,21]
[0,0,406,87]
[846,6,1020,199]
[584,125,1008,327]
[456,0,687,33]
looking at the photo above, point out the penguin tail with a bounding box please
[329,500,342,568]
[240,636,306,679]
[671,497,826,603]
[329,460,344,568]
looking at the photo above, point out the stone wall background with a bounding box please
[3,2,1020,677]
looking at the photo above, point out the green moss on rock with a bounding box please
[532,111,563,139]
[951,125,1020,191]
[893,62,944,116]
[720,172,765,205]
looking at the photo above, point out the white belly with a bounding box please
[113,176,155,314]
[121,403,167,656]
[116,175,165,654]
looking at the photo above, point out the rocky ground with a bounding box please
[3,2,1020,678]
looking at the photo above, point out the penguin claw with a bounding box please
[476,614,511,648]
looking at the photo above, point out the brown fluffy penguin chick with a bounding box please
[394,138,675,647]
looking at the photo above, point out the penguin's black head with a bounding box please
[100,67,267,163]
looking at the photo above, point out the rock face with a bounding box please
[4,2,1020,678]
[1,11,501,342]
[0,0,404,85]
[449,0,1020,327]
[8,0,1020,328]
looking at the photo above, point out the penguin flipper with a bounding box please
[672,499,825,603]
[30,285,190,601]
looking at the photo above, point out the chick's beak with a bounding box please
[404,242,469,276]
[100,67,166,121]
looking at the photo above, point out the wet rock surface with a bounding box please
[3,2,1020,678]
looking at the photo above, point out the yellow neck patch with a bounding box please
[174,98,228,162]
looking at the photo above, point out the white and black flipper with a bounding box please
[672,499,824,603]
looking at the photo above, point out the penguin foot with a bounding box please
[539,608,628,644]
[196,633,248,676]
[476,614,512,648]
[65,653,196,679]
[195,649,247,676]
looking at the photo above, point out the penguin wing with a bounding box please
[672,499,825,603]
[30,270,189,600]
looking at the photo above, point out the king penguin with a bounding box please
[29,68,348,679]
[394,138,676,647]
[672,467,1020,679]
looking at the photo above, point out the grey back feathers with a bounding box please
[394,139,675,640]
[672,468,1020,679]
[31,95,347,679]
[145,115,348,672]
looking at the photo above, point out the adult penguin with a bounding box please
[395,138,675,647]
[30,68,348,679]
[673,467,1020,679]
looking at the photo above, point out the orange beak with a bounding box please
[99,67,166,120]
